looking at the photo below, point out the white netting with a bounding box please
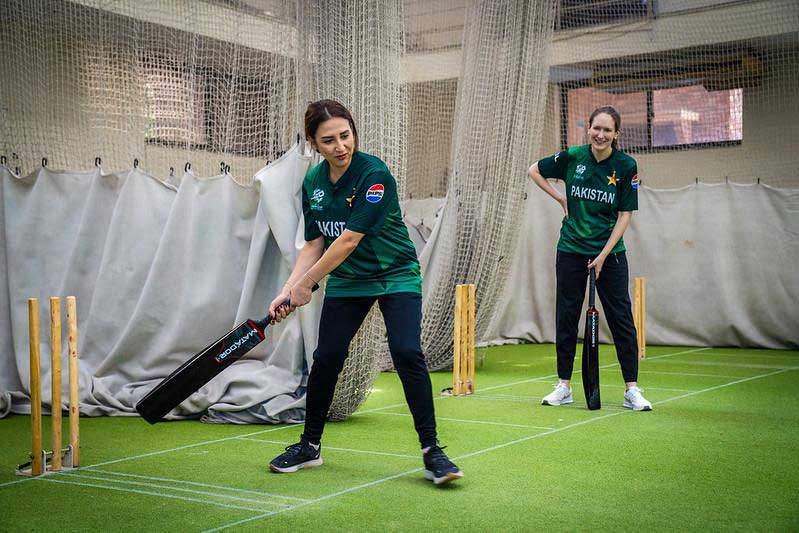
[294,0,407,419]
[0,0,300,181]
[405,0,558,370]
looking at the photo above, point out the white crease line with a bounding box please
[477,347,712,393]
[640,370,743,379]
[234,437,418,459]
[85,424,298,469]
[568,382,693,393]
[648,360,798,370]
[371,411,555,430]
[40,477,272,514]
[84,468,308,502]
[203,366,794,532]
[62,472,291,508]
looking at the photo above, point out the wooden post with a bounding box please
[466,284,475,394]
[28,299,43,476]
[453,286,463,395]
[50,297,62,471]
[67,296,80,467]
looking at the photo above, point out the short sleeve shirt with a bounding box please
[302,151,422,297]
[537,144,639,255]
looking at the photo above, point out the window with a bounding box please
[562,84,743,152]
[556,0,652,31]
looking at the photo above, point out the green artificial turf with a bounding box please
[1,344,797,531]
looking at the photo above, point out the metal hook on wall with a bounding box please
[42,157,48,168]
[169,166,175,178]
[220,161,226,173]
[224,164,231,175]
[0,155,6,166]
[95,157,102,167]
[184,162,191,173]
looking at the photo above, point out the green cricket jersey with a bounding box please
[538,144,639,256]
[302,151,422,297]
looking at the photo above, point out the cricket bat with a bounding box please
[135,287,316,424]
[581,267,601,410]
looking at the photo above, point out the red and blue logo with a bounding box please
[631,174,640,190]
[366,184,385,203]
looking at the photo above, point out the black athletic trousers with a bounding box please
[555,250,639,382]
[301,292,437,448]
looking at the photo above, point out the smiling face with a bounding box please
[588,112,619,155]
[311,117,356,179]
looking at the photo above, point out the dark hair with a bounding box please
[304,99,359,151]
[588,105,621,149]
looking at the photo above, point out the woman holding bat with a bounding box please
[266,99,462,485]
[527,105,652,411]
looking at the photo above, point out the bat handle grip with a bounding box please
[588,267,596,308]
[264,283,320,323]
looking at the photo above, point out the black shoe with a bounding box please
[269,440,323,473]
[423,444,463,485]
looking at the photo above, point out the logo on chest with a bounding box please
[575,165,587,180]
[366,184,385,203]
[310,188,325,211]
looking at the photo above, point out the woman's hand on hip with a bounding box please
[558,195,569,218]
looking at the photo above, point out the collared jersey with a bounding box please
[302,151,421,297]
[537,144,638,255]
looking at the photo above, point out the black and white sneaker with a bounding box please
[423,444,463,485]
[269,440,323,473]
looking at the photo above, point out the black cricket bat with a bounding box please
[581,267,601,410]
[135,286,317,424]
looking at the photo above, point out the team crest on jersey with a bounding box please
[607,170,618,186]
[575,164,586,179]
[631,174,639,190]
[366,184,384,203]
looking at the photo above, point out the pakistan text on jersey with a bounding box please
[571,185,615,205]
[316,220,347,238]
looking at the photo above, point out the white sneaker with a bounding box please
[623,386,653,411]
[542,383,573,406]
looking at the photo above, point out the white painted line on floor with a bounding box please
[234,437,418,459]
[371,410,555,430]
[477,347,711,393]
[640,370,742,379]
[648,360,798,370]
[84,468,309,502]
[568,381,693,393]
[40,477,271,514]
[62,472,291,507]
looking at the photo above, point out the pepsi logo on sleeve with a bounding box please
[631,174,640,190]
[366,184,385,203]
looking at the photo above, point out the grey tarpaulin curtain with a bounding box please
[420,181,799,350]
[0,143,323,421]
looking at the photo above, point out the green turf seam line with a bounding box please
[370,411,556,430]
[234,437,419,459]
[83,468,310,502]
[201,366,795,533]
[61,472,292,507]
[40,477,275,513]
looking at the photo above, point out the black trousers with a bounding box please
[301,292,437,448]
[556,250,639,383]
